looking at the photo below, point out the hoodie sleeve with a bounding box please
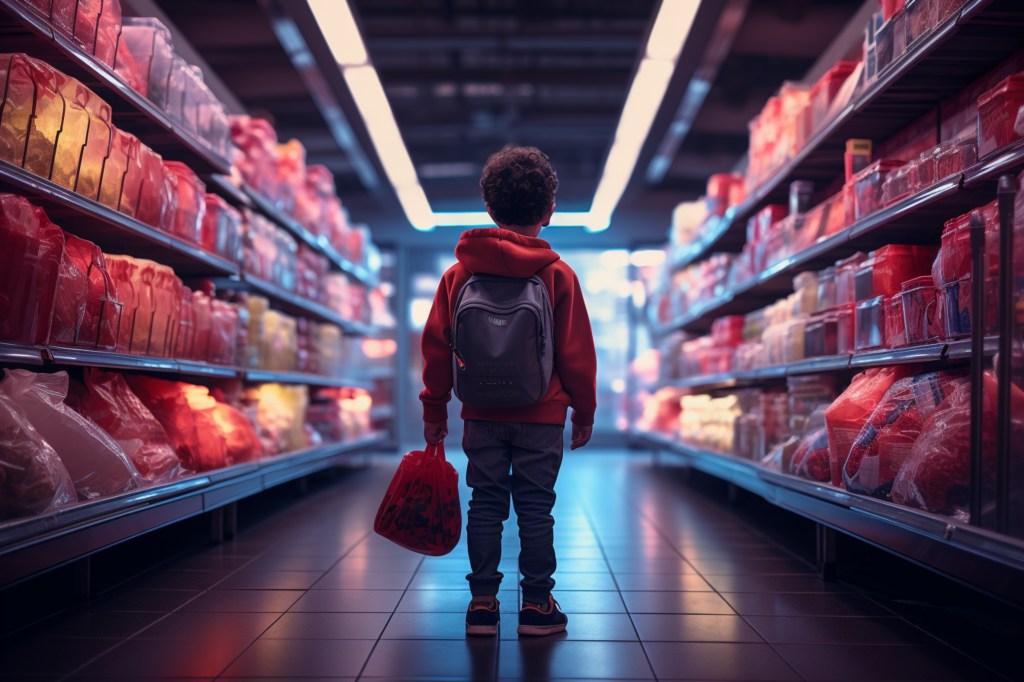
[419,273,454,425]
[553,268,597,427]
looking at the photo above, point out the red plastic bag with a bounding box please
[374,442,461,556]
[126,375,225,472]
[72,368,181,483]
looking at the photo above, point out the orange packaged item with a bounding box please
[104,255,137,354]
[149,264,179,357]
[0,54,64,179]
[211,401,264,464]
[93,0,123,68]
[97,127,131,210]
[135,144,174,229]
[73,368,180,482]
[0,195,64,345]
[824,365,911,487]
[117,132,147,219]
[374,442,462,556]
[173,283,195,358]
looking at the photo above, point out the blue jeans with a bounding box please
[462,420,564,604]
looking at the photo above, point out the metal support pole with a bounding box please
[816,524,837,581]
[996,175,1016,534]
[969,209,986,526]
[223,502,239,540]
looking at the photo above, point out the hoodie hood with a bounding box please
[454,228,560,277]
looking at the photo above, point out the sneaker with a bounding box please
[517,595,568,636]
[466,597,500,636]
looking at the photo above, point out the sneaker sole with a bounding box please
[466,624,498,636]
[517,623,567,636]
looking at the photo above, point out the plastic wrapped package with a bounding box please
[0,54,62,178]
[892,373,1024,516]
[977,73,1024,159]
[116,132,146,219]
[885,295,906,348]
[149,264,179,357]
[835,252,867,306]
[208,299,239,366]
[0,196,63,345]
[804,312,839,358]
[230,115,278,196]
[135,144,174,229]
[816,266,837,311]
[824,366,911,487]
[72,368,179,482]
[934,136,977,180]
[711,316,745,347]
[0,390,76,519]
[201,194,243,261]
[92,0,123,68]
[116,18,175,103]
[164,161,206,244]
[852,160,904,221]
[881,164,914,206]
[190,289,212,362]
[71,0,102,53]
[51,234,121,350]
[246,383,309,454]
[842,370,966,498]
[789,407,831,482]
[272,139,306,217]
[75,109,114,204]
[938,270,998,338]
[210,401,263,465]
[1,369,139,499]
[50,70,111,196]
[104,255,136,353]
[97,127,131,210]
[808,61,858,135]
[126,375,227,472]
[899,275,939,344]
[49,82,90,192]
[49,0,77,38]
[173,283,194,359]
[855,244,937,301]
[124,258,155,354]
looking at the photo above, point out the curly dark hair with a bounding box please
[480,145,558,228]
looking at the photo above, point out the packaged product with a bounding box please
[210,400,264,465]
[0,390,76,519]
[126,375,227,472]
[0,54,63,179]
[116,17,175,102]
[201,194,243,261]
[94,0,123,68]
[70,368,180,482]
[51,234,121,351]
[824,366,910,487]
[842,370,965,499]
[0,369,139,499]
[891,372,1024,517]
[0,196,64,346]
[164,161,206,244]
[789,406,831,483]
[977,73,1024,158]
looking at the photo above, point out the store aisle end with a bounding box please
[0,449,1012,681]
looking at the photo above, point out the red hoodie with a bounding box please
[420,228,597,428]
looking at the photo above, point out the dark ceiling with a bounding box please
[153,0,866,246]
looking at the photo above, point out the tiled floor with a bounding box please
[0,448,1012,681]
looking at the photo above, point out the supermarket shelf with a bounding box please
[655,143,1024,336]
[47,346,178,373]
[0,161,239,277]
[0,342,45,366]
[244,369,372,390]
[0,0,231,175]
[0,433,387,588]
[205,174,253,209]
[675,0,1024,265]
[239,185,379,288]
[636,431,1024,607]
[656,338,995,393]
[228,275,375,336]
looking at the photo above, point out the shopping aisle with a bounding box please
[0,449,1010,681]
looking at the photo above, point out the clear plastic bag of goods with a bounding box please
[0,390,76,520]
[842,369,966,499]
[0,195,64,346]
[0,369,139,500]
[891,372,1024,518]
[824,365,912,487]
[51,233,122,351]
[789,406,831,483]
[126,374,224,472]
[210,401,264,465]
[69,368,180,483]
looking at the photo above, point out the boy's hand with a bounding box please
[424,421,448,444]
[570,424,592,450]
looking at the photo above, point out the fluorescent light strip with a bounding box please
[309,0,700,232]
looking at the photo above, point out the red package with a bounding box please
[0,390,76,519]
[374,442,461,556]
[164,161,207,243]
[842,370,965,498]
[73,368,180,482]
[117,132,146,219]
[98,127,131,210]
[116,17,176,102]
[824,366,911,487]
[211,402,264,465]
[51,233,121,350]
[93,0,122,68]
[790,427,831,482]
[201,194,243,261]
[892,373,1024,516]
[126,375,227,472]
[0,196,63,346]
[977,73,1024,158]
[73,0,102,54]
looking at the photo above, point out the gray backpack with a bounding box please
[447,274,554,407]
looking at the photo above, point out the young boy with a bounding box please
[419,145,597,637]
